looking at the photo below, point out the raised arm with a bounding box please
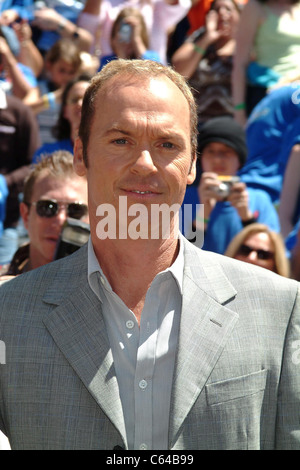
[31,7,93,52]
[231,0,262,126]
[13,20,44,77]
[172,10,223,78]
[0,36,39,101]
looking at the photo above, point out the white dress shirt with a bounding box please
[0,430,10,450]
[88,237,184,450]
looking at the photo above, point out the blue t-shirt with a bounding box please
[181,184,280,254]
[32,138,73,163]
[36,78,61,145]
[0,175,9,238]
[28,0,85,53]
[239,85,300,204]
[0,0,34,18]
[17,63,37,87]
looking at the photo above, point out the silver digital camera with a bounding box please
[119,22,132,43]
[54,218,90,260]
[213,175,240,199]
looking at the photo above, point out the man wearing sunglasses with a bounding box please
[0,60,299,451]
[1,150,88,276]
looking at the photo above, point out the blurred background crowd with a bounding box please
[0,0,299,285]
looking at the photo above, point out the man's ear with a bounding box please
[20,202,30,230]
[187,154,197,185]
[73,137,87,177]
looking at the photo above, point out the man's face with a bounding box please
[201,142,240,175]
[234,232,276,272]
[49,59,78,87]
[74,75,196,239]
[21,172,88,268]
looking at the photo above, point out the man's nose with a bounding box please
[219,6,229,18]
[247,250,258,262]
[53,206,68,226]
[130,150,156,175]
[213,153,225,159]
[76,97,84,107]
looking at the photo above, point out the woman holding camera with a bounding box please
[99,7,160,70]
[78,0,189,65]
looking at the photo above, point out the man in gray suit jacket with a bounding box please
[0,59,299,450]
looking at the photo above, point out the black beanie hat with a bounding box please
[198,116,247,168]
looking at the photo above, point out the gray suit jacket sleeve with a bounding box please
[276,283,300,448]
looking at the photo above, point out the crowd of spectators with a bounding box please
[0,0,299,276]
[0,0,299,450]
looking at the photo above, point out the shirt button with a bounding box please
[139,443,148,450]
[126,320,135,329]
[139,379,148,390]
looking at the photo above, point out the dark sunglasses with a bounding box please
[238,244,274,260]
[28,199,88,220]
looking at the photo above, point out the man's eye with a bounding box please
[113,138,128,145]
[162,142,175,149]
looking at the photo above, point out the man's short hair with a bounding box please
[78,59,198,167]
[23,150,81,204]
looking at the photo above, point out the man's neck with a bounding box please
[92,236,180,323]
[29,246,50,271]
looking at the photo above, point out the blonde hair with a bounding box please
[23,151,83,204]
[225,223,290,277]
[45,38,82,70]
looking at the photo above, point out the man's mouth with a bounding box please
[45,235,60,243]
[130,190,154,194]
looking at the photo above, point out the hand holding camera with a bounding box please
[225,178,254,222]
[198,172,253,222]
[198,172,225,220]
[118,22,133,43]
[211,175,241,199]
[199,173,238,205]
[113,16,146,59]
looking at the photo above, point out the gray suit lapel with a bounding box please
[42,249,127,447]
[169,240,239,445]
